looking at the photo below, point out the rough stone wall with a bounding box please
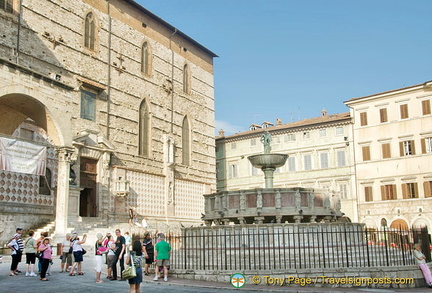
[0,0,216,238]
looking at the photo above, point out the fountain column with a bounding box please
[262,167,276,188]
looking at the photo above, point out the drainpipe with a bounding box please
[16,0,23,64]
[169,28,178,134]
[106,0,112,140]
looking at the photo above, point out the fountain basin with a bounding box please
[248,153,288,169]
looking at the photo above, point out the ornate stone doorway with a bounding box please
[79,158,98,217]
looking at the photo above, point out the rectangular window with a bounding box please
[339,184,348,199]
[402,182,418,199]
[400,104,409,119]
[422,100,431,115]
[360,112,368,126]
[335,127,344,135]
[337,150,346,167]
[362,146,371,161]
[421,138,432,154]
[229,164,238,178]
[319,129,326,137]
[320,152,328,169]
[0,0,13,13]
[251,166,259,176]
[399,141,415,156]
[303,154,312,170]
[381,184,397,200]
[424,181,432,198]
[382,143,391,159]
[288,157,296,172]
[303,132,310,139]
[231,142,236,150]
[379,108,388,123]
[80,90,96,121]
[365,186,373,202]
[285,133,296,142]
[251,139,256,146]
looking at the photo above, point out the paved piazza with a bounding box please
[0,255,430,293]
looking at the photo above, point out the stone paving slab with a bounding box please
[0,255,430,293]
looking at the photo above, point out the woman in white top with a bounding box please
[69,233,87,276]
[413,243,432,288]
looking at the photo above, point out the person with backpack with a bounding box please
[24,230,37,277]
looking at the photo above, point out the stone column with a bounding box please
[54,147,74,235]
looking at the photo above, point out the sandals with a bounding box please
[40,278,49,281]
[78,272,84,275]
[69,273,76,276]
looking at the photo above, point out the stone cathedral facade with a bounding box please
[0,0,217,242]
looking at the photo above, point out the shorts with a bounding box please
[26,253,36,264]
[107,255,116,268]
[73,251,83,263]
[144,256,154,265]
[95,255,103,272]
[61,252,72,264]
[156,259,170,267]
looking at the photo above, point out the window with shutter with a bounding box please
[422,100,431,115]
[362,146,371,161]
[379,108,388,123]
[424,181,432,198]
[360,112,368,126]
[365,186,372,202]
[381,184,396,200]
[382,143,391,159]
[400,104,409,119]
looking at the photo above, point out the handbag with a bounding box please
[121,254,136,280]
[82,248,87,255]
[97,246,109,254]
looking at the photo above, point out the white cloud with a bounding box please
[215,120,245,136]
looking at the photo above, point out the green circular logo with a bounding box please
[230,273,246,288]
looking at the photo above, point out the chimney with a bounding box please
[321,109,327,116]
[276,118,282,125]
[218,129,225,137]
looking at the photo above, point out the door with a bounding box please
[79,158,98,217]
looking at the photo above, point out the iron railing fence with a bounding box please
[134,225,430,271]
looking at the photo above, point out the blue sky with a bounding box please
[140,0,432,135]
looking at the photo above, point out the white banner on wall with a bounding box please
[0,137,47,176]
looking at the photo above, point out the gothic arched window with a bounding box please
[183,64,190,94]
[141,41,152,75]
[139,100,150,156]
[182,116,191,165]
[84,12,96,50]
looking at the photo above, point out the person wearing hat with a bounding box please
[7,233,21,276]
[38,237,52,281]
[14,228,24,274]
[94,233,106,283]
[69,232,87,276]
